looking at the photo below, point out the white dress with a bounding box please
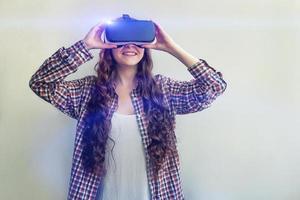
[97,112,151,200]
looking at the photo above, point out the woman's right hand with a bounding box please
[82,22,117,50]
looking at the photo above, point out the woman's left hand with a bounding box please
[141,22,179,54]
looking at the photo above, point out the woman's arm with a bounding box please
[29,40,95,119]
[29,22,117,119]
[144,22,227,114]
[155,59,226,115]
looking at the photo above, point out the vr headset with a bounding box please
[102,14,156,46]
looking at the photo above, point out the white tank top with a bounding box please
[97,112,151,200]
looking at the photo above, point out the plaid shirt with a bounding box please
[29,40,227,200]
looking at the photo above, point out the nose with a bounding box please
[123,43,136,48]
[122,43,144,49]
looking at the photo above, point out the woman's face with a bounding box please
[111,44,145,67]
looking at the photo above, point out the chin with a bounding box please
[122,63,139,67]
[119,59,142,67]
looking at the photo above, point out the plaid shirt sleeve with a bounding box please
[156,59,227,115]
[29,40,94,120]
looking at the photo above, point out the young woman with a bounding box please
[29,18,227,200]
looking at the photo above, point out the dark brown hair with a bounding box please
[81,48,177,179]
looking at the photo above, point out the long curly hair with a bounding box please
[81,47,177,179]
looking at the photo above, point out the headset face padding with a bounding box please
[103,14,156,45]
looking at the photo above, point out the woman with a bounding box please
[29,18,227,200]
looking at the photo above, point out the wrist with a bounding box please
[168,44,199,68]
[82,39,92,50]
[166,43,182,56]
[167,43,185,58]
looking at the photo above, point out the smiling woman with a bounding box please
[29,14,226,200]
[111,44,145,68]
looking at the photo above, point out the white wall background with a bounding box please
[1,0,299,199]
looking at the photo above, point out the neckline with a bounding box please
[113,112,136,117]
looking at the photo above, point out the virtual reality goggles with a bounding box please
[102,14,156,47]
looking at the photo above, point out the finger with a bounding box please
[95,20,106,27]
[95,24,106,33]
[150,19,160,27]
[91,22,105,34]
[94,24,107,36]
[152,21,162,31]
[153,22,168,37]
[157,25,166,36]
[149,19,160,33]
[98,23,106,30]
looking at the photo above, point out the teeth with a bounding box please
[123,52,137,56]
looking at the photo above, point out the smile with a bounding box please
[122,52,137,56]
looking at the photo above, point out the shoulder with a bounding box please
[85,75,97,84]
[83,75,98,91]
[153,73,174,93]
[153,73,183,88]
[153,73,170,85]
